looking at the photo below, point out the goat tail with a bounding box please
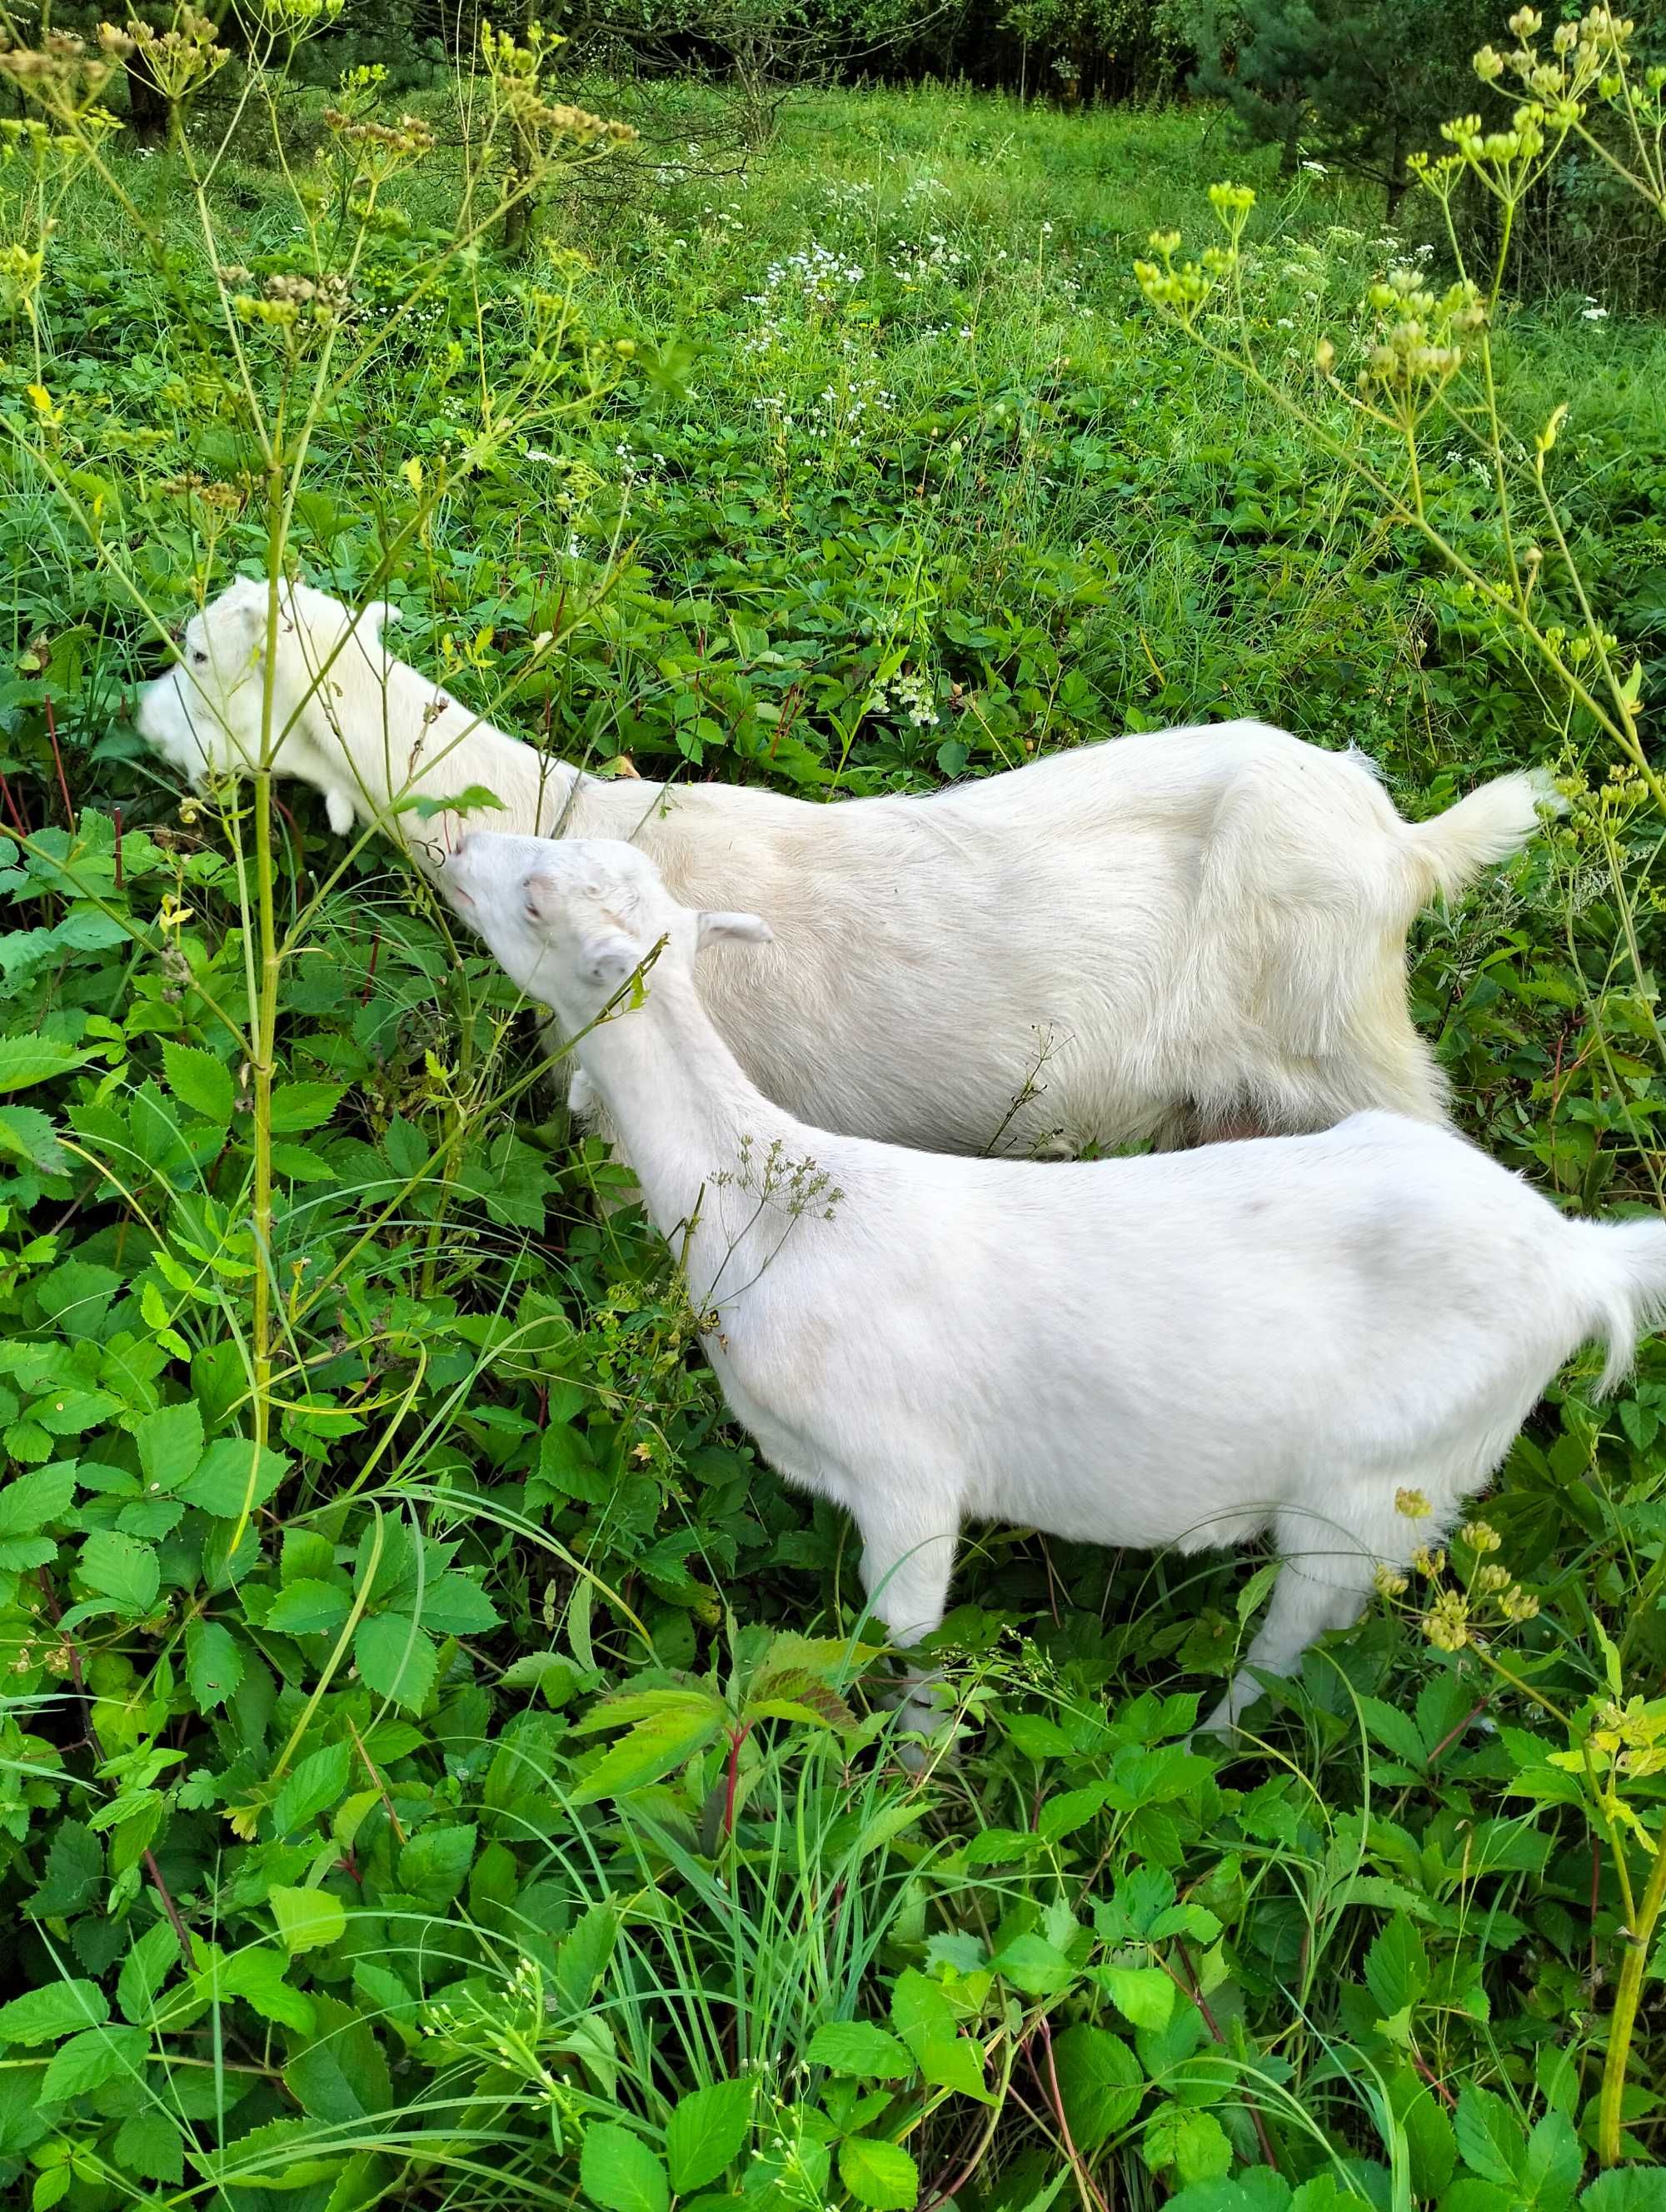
[1578,1218,1666,1395]
[1405,767,1564,904]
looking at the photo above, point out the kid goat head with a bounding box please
[441,832,772,1022]
[135,578,400,835]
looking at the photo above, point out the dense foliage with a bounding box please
[0,31,1663,2212]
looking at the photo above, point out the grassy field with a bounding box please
[1,55,1665,2212]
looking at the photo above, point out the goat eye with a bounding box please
[192,650,208,665]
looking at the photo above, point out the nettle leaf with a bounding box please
[117,1921,182,2026]
[134,1401,204,1489]
[554,1902,622,2014]
[40,2023,148,2100]
[568,1702,725,1804]
[837,2136,919,2211]
[267,1081,348,1133]
[0,1977,109,2044]
[580,2121,669,2212]
[1097,1965,1176,2033]
[806,2020,914,2080]
[354,1613,439,1710]
[162,1042,234,1128]
[0,1463,76,1539]
[1364,1915,1429,2022]
[78,1530,160,1615]
[419,1571,501,1635]
[179,1437,289,1517]
[398,1822,477,1907]
[666,2079,753,2193]
[209,1948,317,2035]
[0,1036,95,1094]
[1051,2023,1144,2153]
[267,1579,353,1637]
[186,1619,245,1711]
[1455,2085,1524,2189]
[272,1742,352,1838]
[1359,1696,1429,1771]
[0,1103,67,1174]
[1582,2170,1666,2212]
[282,1993,392,2122]
[28,1820,102,1917]
[112,2110,185,2185]
[271,1886,347,1955]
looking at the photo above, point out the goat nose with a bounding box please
[450,834,468,861]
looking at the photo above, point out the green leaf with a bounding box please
[267,1081,347,1133]
[0,1036,94,1094]
[554,1902,621,2013]
[1097,1965,1176,2031]
[1455,2085,1524,2189]
[134,1400,204,1489]
[40,2023,147,2100]
[354,1613,438,1710]
[837,2136,919,2211]
[919,2035,994,2102]
[398,1823,477,1907]
[271,1886,347,1955]
[282,1994,392,2122]
[806,2020,914,2080]
[78,1530,159,1615]
[117,1921,181,2026]
[568,1702,724,1804]
[211,1947,316,2034]
[178,1437,288,1517]
[1052,2023,1145,2154]
[112,2111,185,2185]
[162,1042,234,1127]
[0,1104,67,1175]
[419,1571,501,1634]
[28,1821,102,1917]
[1145,2105,1233,2185]
[0,1977,108,2045]
[993,1932,1078,1996]
[267,1579,353,1637]
[272,1741,352,1837]
[1359,1696,1429,1771]
[186,1619,245,1711]
[580,2122,669,2212]
[1581,2171,1666,2212]
[1365,1915,1429,2022]
[0,1463,75,1541]
[666,2080,753,2192]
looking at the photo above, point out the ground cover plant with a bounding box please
[0,9,1664,2210]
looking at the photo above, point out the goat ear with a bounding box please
[577,927,642,990]
[697,909,772,949]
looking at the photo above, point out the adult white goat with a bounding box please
[137,575,1557,1152]
[439,830,1666,1736]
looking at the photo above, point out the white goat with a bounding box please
[440,830,1666,1736]
[137,576,1558,1152]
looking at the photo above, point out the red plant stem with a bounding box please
[42,694,73,825]
[360,928,382,1005]
[1412,2052,1458,2109]
[1426,1696,1492,1768]
[0,770,27,838]
[1036,2011,1114,2212]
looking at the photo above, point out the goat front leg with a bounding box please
[856,1506,958,1759]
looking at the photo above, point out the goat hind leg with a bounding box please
[858,1511,957,1752]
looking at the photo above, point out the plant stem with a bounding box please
[1599,1823,1666,2165]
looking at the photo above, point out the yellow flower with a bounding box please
[1459,1519,1503,1553]
[1395,1487,1432,1518]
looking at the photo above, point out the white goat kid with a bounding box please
[440,830,1666,1738]
[136,577,1558,1155]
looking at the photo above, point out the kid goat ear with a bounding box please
[697,909,773,948]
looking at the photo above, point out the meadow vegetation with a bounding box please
[0,18,1664,2211]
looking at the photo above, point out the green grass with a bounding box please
[0,59,1663,2212]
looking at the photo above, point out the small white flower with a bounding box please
[1300,159,1329,176]
[1582,302,1609,321]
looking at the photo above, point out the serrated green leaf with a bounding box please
[580,2121,668,2212]
[186,1618,245,1710]
[271,1886,347,1955]
[77,1530,159,1614]
[354,1613,438,1710]
[134,1400,203,1489]
[117,1920,181,2026]
[162,1042,234,1127]
[112,2110,185,2185]
[0,1036,95,1094]
[0,1464,76,1539]
[272,1742,352,1838]
[267,1579,353,1637]
[28,1820,101,1917]
[666,2079,753,2192]
[398,1822,476,1906]
[0,1977,108,2045]
[267,1081,347,1133]
[40,2023,147,2100]
[178,1436,288,1516]
[806,2020,914,2080]
[568,1702,723,1804]
[837,2135,918,2210]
